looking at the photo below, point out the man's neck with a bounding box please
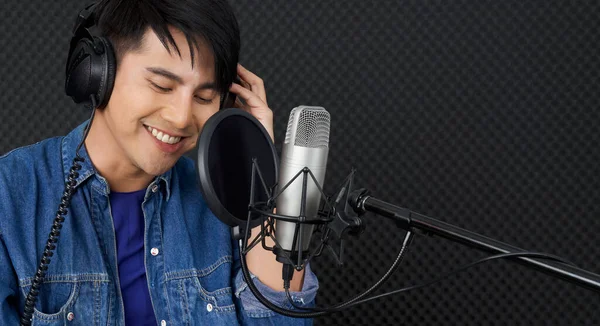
[84,111,154,192]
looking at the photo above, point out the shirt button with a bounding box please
[161,320,167,326]
[151,184,159,193]
[67,312,75,321]
[151,248,159,256]
[207,303,213,312]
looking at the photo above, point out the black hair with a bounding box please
[94,0,240,96]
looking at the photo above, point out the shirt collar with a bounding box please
[61,120,173,200]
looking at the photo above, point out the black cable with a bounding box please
[300,251,574,313]
[241,221,574,318]
[239,238,330,318]
[239,230,415,318]
[285,231,415,312]
[20,100,96,326]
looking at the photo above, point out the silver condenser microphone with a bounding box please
[275,106,331,263]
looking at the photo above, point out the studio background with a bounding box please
[1,1,599,325]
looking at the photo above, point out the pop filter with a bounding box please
[195,108,279,229]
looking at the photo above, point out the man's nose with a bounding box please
[162,95,194,130]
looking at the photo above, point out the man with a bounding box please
[0,0,317,324]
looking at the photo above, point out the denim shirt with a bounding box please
[0,122,318,325]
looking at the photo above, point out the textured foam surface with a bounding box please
[1,1,599,325]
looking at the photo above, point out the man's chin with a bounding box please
[141,160,178,178]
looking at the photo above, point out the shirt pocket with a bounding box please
[166,258,238,325]
[19,274,111,326]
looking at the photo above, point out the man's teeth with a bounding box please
[146,126,182,144]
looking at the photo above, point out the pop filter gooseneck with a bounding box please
[194,108,279,230]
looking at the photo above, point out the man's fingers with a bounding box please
[237,64,267,103]
[229,83,266,109]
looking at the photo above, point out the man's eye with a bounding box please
[195,95,213,104]
[150,82,172,92]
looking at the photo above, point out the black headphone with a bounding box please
[65,3,115,109]
[65,3,235,110]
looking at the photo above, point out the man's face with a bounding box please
[96,27,219,177]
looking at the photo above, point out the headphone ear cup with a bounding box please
[65,36,116,108]
[96,36,116,108]
[65,39,95,103]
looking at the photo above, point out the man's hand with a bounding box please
[229,64,275,142]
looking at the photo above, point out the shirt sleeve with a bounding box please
[0,230,21,325]
[233,263,319,325]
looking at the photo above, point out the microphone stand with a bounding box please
[349,188,600,293]
[237,161,600,319]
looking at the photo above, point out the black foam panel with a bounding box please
[2,1,599,325]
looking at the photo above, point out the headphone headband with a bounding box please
[72,3,97,35]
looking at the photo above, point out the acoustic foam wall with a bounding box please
[1,1,599,325]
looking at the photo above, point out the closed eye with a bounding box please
[194,95,213,104]
[150,81,172,93]
[149,79,214,104]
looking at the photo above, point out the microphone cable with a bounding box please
[240,228,575,318]
[20,97,97,326]
[239,229,416,318]
[302,250,575,312]
[285,230,415,312]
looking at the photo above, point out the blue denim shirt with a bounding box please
[0,121,318,325]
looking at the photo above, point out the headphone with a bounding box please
[65,3,114,109]
[65,3,235,110]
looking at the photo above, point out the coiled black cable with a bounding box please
[20,102,96,326]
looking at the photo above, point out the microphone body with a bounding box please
[275,106,330,261]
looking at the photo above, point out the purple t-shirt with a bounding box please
[109,189,157,325]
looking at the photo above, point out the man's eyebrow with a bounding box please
[146,67,184,84]
[145,67,218,90]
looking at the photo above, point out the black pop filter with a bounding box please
[195,108,279,229]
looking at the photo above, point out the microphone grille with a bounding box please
[284,106,330,148]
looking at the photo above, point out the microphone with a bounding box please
[194,106,333,289]
[274,106,331,266]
